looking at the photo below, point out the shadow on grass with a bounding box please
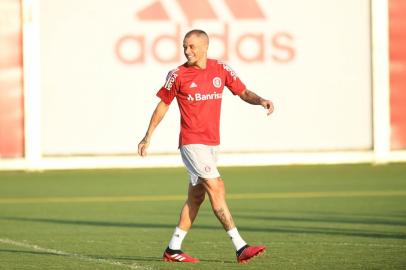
[2,216,406,240]
[232,213,406,227]
[110,255,234,264]
[0,248,164,265]
[0,248,63,256]
[0,247,234,264]
[100,255,162,263]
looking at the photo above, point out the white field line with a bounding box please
[0,190,405,204]
[0,238,151,270]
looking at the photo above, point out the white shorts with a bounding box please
[180,144,220,186]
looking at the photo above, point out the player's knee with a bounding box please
[204,177,224,193]
[195,193,206,206]
[208,180,226,200]
[189,192,205,206]
[207,190,226,208]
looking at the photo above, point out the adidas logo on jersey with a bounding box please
[190,82,198,88]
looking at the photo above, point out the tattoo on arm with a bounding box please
[240,89,263,105]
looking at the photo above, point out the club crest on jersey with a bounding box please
[212,77,222,88]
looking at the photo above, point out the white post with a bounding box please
[22,0,42,169]
[371,0,391,163]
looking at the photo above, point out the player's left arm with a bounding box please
[239,89,274,116]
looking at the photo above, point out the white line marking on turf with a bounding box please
[0,190,405,204]
[0,238,151,270]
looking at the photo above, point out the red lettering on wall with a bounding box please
[236,33,265,62]
[272,32,295,63]
[115,24,296,64]
[0,0,25,158]
[389,0,406,149]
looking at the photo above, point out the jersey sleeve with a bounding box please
[219,61,246,96]
[156,68,180,105]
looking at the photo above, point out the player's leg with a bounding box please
[163,182,205,263]
[201,177,235,230]
[202,177,266,263]
[177,183,205,231]
[170,144,265,263]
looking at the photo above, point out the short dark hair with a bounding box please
[184,29,209,42]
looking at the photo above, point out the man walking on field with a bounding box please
[138,29,274,264]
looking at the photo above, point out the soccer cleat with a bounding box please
[236,245,266,264]
[163,249,200,263]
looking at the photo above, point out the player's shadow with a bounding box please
[232,212,406,227]
[0,248,165,265]
[0,248,63,257]
[2,216,406,240]
[110,255,235,264]
[102,255,162,263]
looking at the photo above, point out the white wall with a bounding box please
[39,0,372,156]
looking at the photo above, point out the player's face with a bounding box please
[183,34,208,67]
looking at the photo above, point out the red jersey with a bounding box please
[156,59,246,146]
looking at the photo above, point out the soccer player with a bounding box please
[138,29,274,263]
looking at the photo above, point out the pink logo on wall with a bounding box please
[115,0,296,64]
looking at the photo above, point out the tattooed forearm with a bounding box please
[214,207,235,231]
[240,89,263,105]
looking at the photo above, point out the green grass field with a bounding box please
[0,163,405,269]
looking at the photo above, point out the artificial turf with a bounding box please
[0,163,405,269]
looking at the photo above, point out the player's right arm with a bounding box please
[138,100,170,157]
[139,68,179,156]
